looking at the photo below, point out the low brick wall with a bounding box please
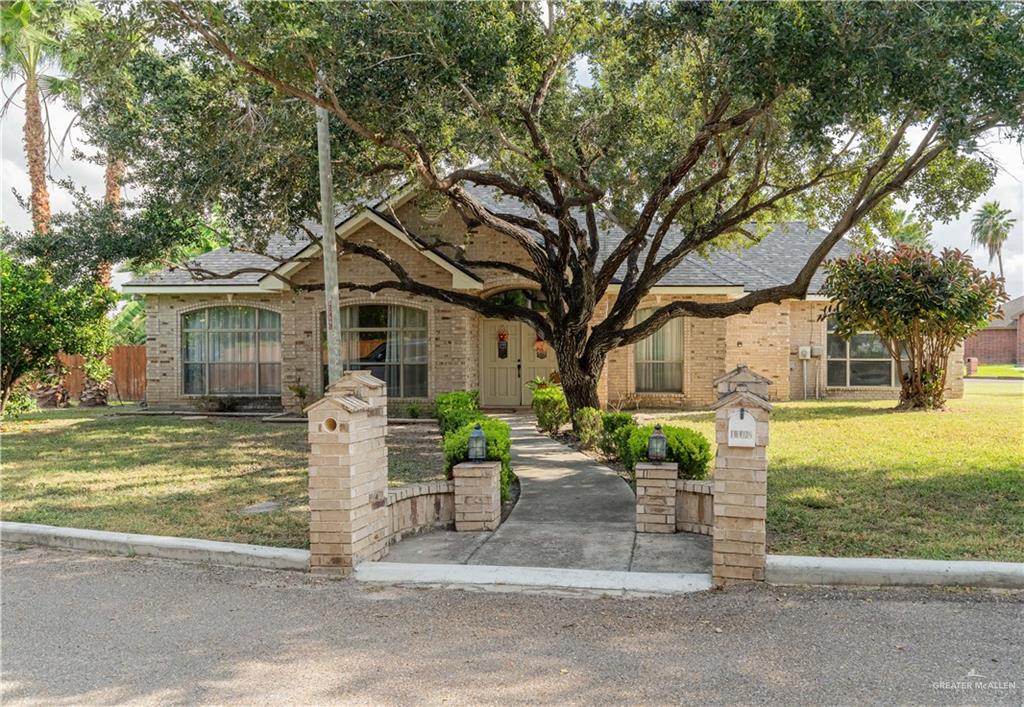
[676,479,714,535]
[385,481,455,545]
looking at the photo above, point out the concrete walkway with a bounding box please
[385,415,710,573]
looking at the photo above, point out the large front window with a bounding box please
[826,318,906,387]
[321,304,428,397]
[635,308,683,393]
[182,306,281,395]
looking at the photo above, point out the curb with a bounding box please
[767,554,1024,589]
[356,562,713,595]
[1,522,309,572]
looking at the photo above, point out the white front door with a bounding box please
[480,320,556,407]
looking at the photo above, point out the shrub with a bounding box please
[443,417,514,501]
[574,407,603,449]
[434,390,481,435]
[406,402,422,419]
[193,396,240,412]
[599,411,635,457]
[287,382,310,409]
[619,424,712,480]
[531,385,569,433]
[525,374,555,391]
[2,386,38,419]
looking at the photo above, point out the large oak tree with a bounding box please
[72,1,1023,413]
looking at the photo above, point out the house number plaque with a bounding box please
[727,409,756,448]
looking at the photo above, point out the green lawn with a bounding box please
[0,407,443,549]
[644,382,1024,561]
[970,363,1024,379]
[4,384,1021,560]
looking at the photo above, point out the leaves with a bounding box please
[822,246,1008,408]
[0,251,116,399]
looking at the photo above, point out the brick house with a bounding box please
[964,295,1023,365]
[124,184,964,412]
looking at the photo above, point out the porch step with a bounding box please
[355,561,712,595]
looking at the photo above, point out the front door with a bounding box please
[480,320,556,407]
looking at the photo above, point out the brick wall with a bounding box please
[964,327,1018,364]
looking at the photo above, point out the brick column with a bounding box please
[306,371,390,576]
[635,462,677,533]
[710,374,772,587]
[452,461,501,531]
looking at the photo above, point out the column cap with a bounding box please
[710,387,773,412]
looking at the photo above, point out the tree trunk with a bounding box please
[897,362,946,410]
[997,250,1005,282]
[96,156,126,287]
[0,382,12,417]
[554,348,602,420]
[23,74,50,236]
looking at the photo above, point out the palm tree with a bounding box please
[889,208,930,249]
[1,0,58,235]
[971,201,1016,280]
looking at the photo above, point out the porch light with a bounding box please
[467,423,487,462]
[647,424,667,462]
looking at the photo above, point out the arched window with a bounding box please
[634,308,683,393]
[182,306,281,395]
[320,304,428,397]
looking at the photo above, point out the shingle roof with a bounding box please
[984,295,1024,329]
[125,183,851,293]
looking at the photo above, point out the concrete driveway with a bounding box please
[3,546,1022,705]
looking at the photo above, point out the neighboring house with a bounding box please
[123,184,964,412]
[964,295,1024,365]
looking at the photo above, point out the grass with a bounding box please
[969,363,1024,379]
[643,382,1024,561]
[0,406,444,549]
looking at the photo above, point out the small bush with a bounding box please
[619,424,712,480]
[193,396,239,413]
[435,390,481,435]
[532,385,569,433]
[406,402,422,419]
[443,417,514,501]
[574,407,603,449]
[2,386,39,419]
[599,411,635,456]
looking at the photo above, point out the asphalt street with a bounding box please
[2,546,1022,705]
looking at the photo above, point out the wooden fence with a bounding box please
[59,345,147,401]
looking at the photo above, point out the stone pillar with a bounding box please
[452,461,501,531]
[635,462,677,533]
[710,374,772,587]
[306,371,390,576]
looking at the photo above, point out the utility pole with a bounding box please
[317,103,344,386]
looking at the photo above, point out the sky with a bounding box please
[2,92,1023,299]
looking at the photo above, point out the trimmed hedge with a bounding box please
[435,390,481,435]
[442,417,514,501]
[599,411,635,457]
[532,385,569,433]
[618,424,712,480]
[574,407,603,449]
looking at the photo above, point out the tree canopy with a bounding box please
[61,0,1024,411]
[822,246,1006,410]
[0,250,116,412]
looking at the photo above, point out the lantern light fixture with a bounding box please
[647,424,667,462]
[467,423,487,461]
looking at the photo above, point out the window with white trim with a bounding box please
[182,306,281,395]
[320,304,428,397]
[826,318,907,387]
[634,308,683,393]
